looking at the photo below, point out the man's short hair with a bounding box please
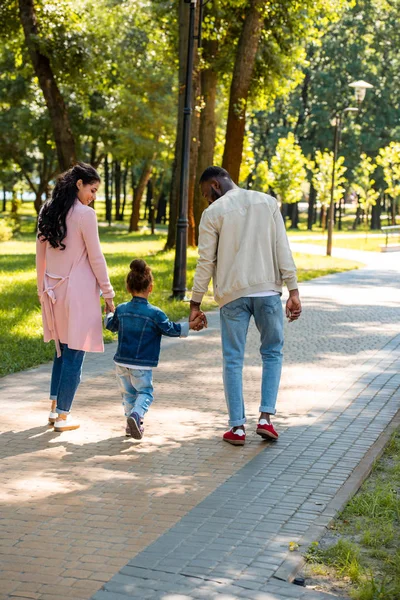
[199,166,232,184]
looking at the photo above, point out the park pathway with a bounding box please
[0,247,399,600]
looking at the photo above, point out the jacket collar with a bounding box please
[130,296,148,304]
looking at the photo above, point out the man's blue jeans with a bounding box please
[115,365,154,419]
[220,295,284,428]
[50,343,86,414]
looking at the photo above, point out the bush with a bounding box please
[0,218,13,241]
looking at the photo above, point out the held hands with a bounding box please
[189,312,207,331]
[286,289,302,323]
[189,301,208,331]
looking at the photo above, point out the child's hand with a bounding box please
[189,313,206,331]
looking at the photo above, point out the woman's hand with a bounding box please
[105,299,115,313]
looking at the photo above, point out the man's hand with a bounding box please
[189,314,206,331]
[286,290,301,322]
[189,300,208,328]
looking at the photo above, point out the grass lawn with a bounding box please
[303,428,400,600]
[0,222,362,378]
[292,234,397,253]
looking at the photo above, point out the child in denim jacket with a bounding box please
[105,259,204,439]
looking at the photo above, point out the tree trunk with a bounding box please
[147,179,155,234]
[371,195,382,230]
[122,163,128,218]
[289,202,299,229]
[114,160,122,221]
[90,138,97,166]
[222,0,264,183]
[280,202,288,224]
[2,187,6,212]
[194,38,218,244]
[129,160,153,232]
[104,155,112,225]
[156,192,167,224]
[320,205,326,230]
[390,198,396,225]
[18,0,76,171]
[352,201,362,230]
[307,183,316,230]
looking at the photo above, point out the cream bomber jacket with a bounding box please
[191,188,298,308]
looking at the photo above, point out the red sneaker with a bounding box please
[223,428,246,446]
[256,420,278,440]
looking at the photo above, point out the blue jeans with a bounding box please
[115,365,154,419]
[220,296,284,428]
[50,344,86,414]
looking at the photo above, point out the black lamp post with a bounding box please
[172,0,198,300]
[326,80,373,256]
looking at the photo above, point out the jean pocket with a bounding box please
[259,295,282,314]
[221,298,247,318]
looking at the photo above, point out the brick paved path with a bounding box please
[1,249,399,600]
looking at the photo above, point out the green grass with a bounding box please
[0,220,362,377]
[293,234,398,252]
[305,429,400,600]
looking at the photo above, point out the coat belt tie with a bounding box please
[40,273,69,358]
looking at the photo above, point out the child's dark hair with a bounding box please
[127,259,153,293]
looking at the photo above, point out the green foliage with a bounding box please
[0,219,13,242]
[377,142,400,205]
[251,0,400,187]
[255,133,307,204]
[352,153,379,223]
[312,150,347,210]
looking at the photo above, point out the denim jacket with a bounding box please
[105,297,189,367]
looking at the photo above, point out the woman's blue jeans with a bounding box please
[220,295,284,428]
[50,343,85,414]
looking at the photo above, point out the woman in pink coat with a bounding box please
[36,163,115,432]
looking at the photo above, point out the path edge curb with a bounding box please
[273,406,400,584]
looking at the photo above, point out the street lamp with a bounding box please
[326,80,374,256]
[172,0,198,299]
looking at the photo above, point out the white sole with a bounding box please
[53,422,80,432]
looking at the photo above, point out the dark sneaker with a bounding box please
[256,420,278,440]
[125,424,132,437]
[223,428,246,446]
[127,412,144,440]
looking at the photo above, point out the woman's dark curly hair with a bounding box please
[127,259,153,293]
[37,162,100,250]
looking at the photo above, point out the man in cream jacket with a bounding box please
[190,166,302,446]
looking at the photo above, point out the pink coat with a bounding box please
[36,200,115,356]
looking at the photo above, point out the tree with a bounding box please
[255,133,307,227]
[222,0,265,182]
[312,151,347,230]
[377,142,400,225]
[251,0,400,190]
[222,0,350,184]
[17,0,76,170]
[352,153,379,227]
[0,32,57,214]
